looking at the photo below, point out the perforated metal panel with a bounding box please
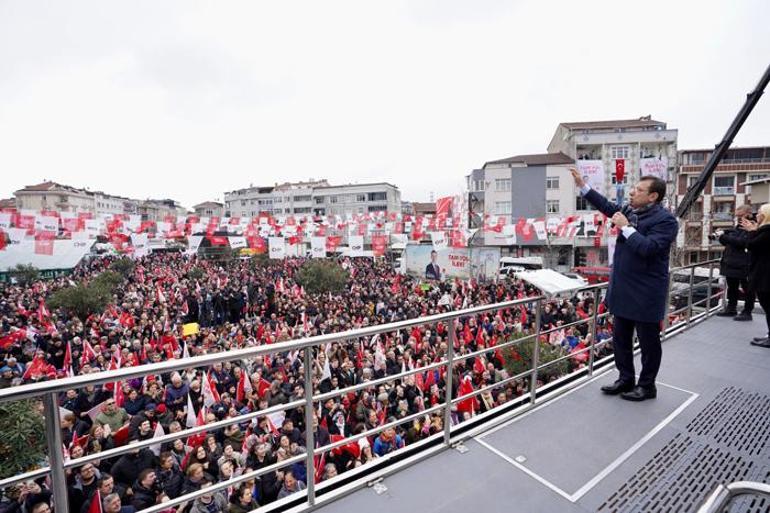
[597,387,770,513]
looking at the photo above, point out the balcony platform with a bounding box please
[314,313,770,513]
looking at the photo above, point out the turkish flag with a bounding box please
[615,159,625,183]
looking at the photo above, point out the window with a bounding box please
[330,195,338,204]
[356,194,366,202]
[546,200,560,213]
[315,196,325,204]
[713,175,735,196]
[495,201,512,214]
[611,172,628,185]
[293,195,312,202]
[368,192,387,201]
[546,176,559,190]
[495,179,511,192]
[241,200,246,206]
[294,207,311,214]
[688,176,699,188]
[368,205,387,212]
[610,145,630,159]
[575,196,590,211]
[474,179,485,191]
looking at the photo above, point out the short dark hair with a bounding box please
[640,176,666,203]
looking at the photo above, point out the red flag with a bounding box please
[236,372,253,403]
[202,371,221,407]
[63,341,73,376]
[615,159,625,183]
[112,424,130,446]
[81,340,96,365]
[87,490,103,513]
[114,381,126,407]
[457,375,479,415]
[473,356,485,375]
[256,377,271,399]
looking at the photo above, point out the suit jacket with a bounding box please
[425,262,441,280]
[585,188,678,323]
[747,224,770,293]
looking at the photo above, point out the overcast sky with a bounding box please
[1,0,768,208]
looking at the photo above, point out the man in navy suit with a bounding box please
[571,168,678,401]
[425,250,442,280]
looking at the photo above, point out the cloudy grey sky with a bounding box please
[1,0,768,208]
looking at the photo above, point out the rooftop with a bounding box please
[560,115,666,131]
[316,311,770,513]
[483,152,574,168]
[193,201,224,209]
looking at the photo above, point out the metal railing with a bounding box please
[0,260,724,513]
[696,481,770,513]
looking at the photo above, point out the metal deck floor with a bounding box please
[314,314,770,513]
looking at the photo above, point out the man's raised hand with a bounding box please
[569,167,585,188]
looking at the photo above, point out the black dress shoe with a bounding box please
[733,312,753,321]
[752,335,770,341]
[750,338,770,348]
[716,310,738,317]
[601,381,635,395]
[620,386,657,402]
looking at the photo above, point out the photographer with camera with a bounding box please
[714,204,756,320]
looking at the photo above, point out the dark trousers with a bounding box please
[725,276,755,313]
[757,291,770,336]
[613,316,662,389]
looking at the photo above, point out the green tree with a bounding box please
[110,257,136,277]
[47,282,111,321]
[187,267,205,281]
[9,264,40,287]
[249,253,269,270]
[296,260,349,295]
[0,400,46,479]
[93,270,123,290]
[503,333,570,382]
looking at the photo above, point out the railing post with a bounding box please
[529,299,543,405]
[303,346,315,505]
[663,272,674,334]
[43,392,68,513]
[706,262,715,314]
[443,322,456,445]
[687,266,695,327]
[588,288,600,377]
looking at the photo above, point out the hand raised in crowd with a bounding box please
[739,218,758,231]
[569,167,586,188]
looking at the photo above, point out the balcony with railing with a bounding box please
[3,261,769,513]
[712,186,735,196]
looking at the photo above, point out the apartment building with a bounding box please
[192,201,224,218]
[677,146,770,264]
[14,182,97,214]
[224,180,401,218]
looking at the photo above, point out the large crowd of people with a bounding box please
[0,252,612,513]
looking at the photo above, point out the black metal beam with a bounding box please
[676,64,770,218]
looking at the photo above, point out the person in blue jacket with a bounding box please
[571,168,678,401]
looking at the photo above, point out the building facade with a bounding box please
[14,182,97,214]
[192,201,224,218]
[224,180,401,218]
[465,117,678,270]
[677,146,770,264]
[466,152,575,266]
